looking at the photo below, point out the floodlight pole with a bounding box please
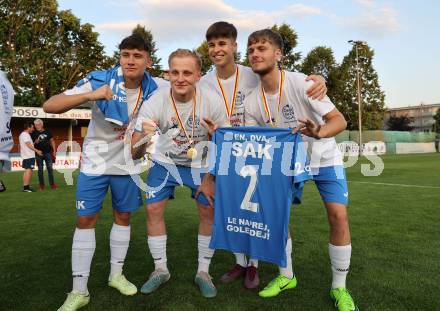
[348,40,365,156]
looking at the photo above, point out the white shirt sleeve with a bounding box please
[23,133,32,144]
[303,80,335,117]
[152,77,170,88]
[20,132,32,148]
[64,82,94,108]
[64,82,93,95]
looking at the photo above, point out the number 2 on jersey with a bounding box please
[239,165,259,213]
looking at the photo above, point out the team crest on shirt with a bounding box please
[186,116,201,129]
[235,91,245,107]
[282,104,296,120]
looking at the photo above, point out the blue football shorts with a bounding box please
[75,172,143,216]
[145,161,209,206]
[310,165,348,205]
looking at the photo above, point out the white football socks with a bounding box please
[148,235,168,271]
[329,243,351,289]
[72,228,96,294]
[197,235,214,273]
[248,258,259,268]
[234,253,247,267]
[109,223,130,279]
[279,238,294,279]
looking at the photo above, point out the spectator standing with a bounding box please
[19,121,42,192]
[32,118,58,190]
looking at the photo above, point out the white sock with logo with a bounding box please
[197,235,215,273]
[279,238,294,279]
[109,223,130,279]
[329,243,351,289]
[72,228,96,294]
[234,253,247,267]
[148,235,168,271]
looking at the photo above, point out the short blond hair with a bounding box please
[34,118,43,125]
[168,49,201,71]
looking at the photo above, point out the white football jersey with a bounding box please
[19,131,34,159]
[64,83,144,175]
[244,70,343,168]
[135,83,228,167]
[201,64,258,127]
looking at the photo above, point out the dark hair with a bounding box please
[119,34,151,53]
[247,29,284,53]
[206,21,237,41]
[23,121,34,129]
[168,49,202,71]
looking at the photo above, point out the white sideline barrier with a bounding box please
[9,155,150,172]
[10,156,81,172]
[338,141,386,156]
[338,141,360,156]
[339,141,436,155]
[363,141,387,155]
[396,142,436,154]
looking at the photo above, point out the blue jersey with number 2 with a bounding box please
[209,127,309,267]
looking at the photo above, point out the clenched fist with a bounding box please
[142,119,158,137]
[88,85,113,101]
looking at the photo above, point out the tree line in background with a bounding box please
[1,0,388,131]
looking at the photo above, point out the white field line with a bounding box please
[348,181,440,189]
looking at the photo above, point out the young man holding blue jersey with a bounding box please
[44,35,158,311]
[200,21,328,290]
[131,49,228,298]
[244,29,357,311]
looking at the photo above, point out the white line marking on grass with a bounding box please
[348,181,440,189]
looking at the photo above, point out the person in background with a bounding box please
[19,121,42,192]
[32,118,58,190]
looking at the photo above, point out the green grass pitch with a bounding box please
[0,153,439,310]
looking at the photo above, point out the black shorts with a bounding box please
[22,158,35,169]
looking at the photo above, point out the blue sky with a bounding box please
[58,0,440,108]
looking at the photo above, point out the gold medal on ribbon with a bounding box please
[186,147,198,159]
[169,89,198,159]
[261,70,285,127]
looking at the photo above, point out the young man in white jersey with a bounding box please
[19,121,42,192]
[43,35,159,311]
[244,29,357,311]
[199,21,329,290]
[131,49,228,298]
